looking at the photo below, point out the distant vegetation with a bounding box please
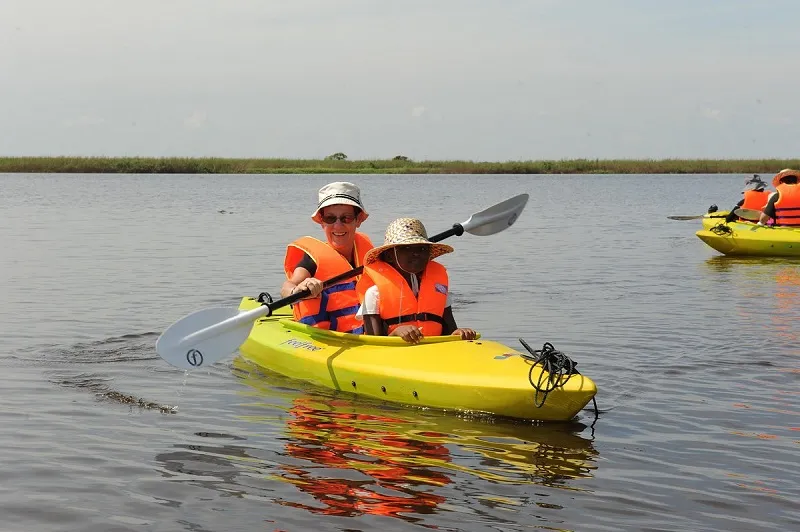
[1,156,799,175]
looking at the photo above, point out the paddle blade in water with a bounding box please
[155,307,254,369]
[667,215,706,220]
[461,193,529,236]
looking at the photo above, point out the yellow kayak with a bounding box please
[237,297,597,422]
[697,212,800,257]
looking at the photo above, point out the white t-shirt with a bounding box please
[355,274,451,319]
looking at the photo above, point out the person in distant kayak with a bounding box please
[724,174,772,223]
[758,169,800,226]
[356,218,477,344]
[281,182,374,333]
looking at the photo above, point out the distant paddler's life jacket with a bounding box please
[358,259,449,336]
[740,190,771,213]
[774,184,800,227]
[283,233,373,333]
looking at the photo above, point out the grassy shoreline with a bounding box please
[1,156,798,175]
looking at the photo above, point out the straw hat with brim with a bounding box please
[364,218,454,265]
[311,181,369,223]
[772,168,800,189]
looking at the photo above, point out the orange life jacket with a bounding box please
[359,259,449,336]
[774,184,800,226]
[284,233,373,333]
[741,190,771,212]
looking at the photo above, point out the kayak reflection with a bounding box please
[234,360,598,520]
[704,257,800,342]
[775,266,800,342]
[278,397,450,518]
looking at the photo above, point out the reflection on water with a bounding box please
[703,255,800,275]
[277,398,450,520]
[7,173,800,531]
[774,266,800,343]
[704,256,800,344]
[155,431,259,505]
[231,360,598,523]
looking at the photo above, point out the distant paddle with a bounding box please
[155,193,530,370]
[668,208,762,222]
[668,214,724,221]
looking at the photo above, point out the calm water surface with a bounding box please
[1,173,797,531]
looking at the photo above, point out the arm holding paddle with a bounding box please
[281,269,323,299]
[724,199,745,223]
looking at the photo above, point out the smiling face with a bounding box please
[384,244,431,274]
[320,205,361,257]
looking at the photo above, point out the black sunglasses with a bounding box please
[322,214,356,224]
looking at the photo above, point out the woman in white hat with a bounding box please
[724,174,772,223]
[356,218,477,344]
[281,182,374,333]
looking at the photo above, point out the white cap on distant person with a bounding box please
[311,182,369,223]
[742,174,768,192]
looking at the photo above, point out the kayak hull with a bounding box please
[237,297,596,421]
[697,214,800,257]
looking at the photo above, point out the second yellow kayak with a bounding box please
[697,212,800,257]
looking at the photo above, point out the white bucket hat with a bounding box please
[742,175,768,192]
[311,181,369,224]
[364,218,453,265]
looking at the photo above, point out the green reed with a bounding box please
[1,156,799,174]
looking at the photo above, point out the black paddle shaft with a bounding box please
[429,223,465,242]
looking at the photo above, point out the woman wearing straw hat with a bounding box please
[759,169,800,226]
[281,182,374,333]
[356,218,477,344]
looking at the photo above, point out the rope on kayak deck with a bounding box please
[519,339,599,419]
[710,223,733,236]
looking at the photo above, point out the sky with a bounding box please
[1,0,799,161]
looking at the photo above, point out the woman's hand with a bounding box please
[294,277,324,298]
[391,325,424,344]
[452,328,477,340]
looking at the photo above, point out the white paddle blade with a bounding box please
[155,307,255,370]
[461,193,529,236]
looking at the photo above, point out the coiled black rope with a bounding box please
[519,340,579,408]
[519,340,598,420]
[709,223,733,236]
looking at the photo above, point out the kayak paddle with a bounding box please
[667,208,762,222]
[155,193,529,370]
